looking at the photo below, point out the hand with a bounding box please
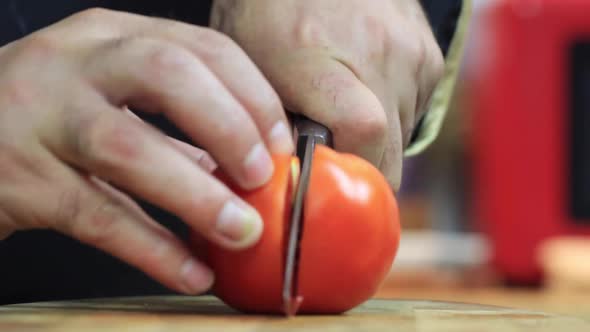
[0,8,293,295]
[211,0,444,190]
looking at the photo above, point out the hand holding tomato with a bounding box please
[191,145,400,315]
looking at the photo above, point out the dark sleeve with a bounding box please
[0,0,462,62]
[107,0,213,26]
[116,0,464,57]
[419,0,464,57]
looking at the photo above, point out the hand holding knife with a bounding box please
[200,112,399,316]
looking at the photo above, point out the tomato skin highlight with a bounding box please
[297,145,400,313]
[191,154,296,314]
[192,146,400,314]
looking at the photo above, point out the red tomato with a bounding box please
[190,146,400,315]
[297,145,400,313]
[192,154,297,313]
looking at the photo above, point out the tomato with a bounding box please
[190,145,400,315]
[296,145,400,313]
[192,154,298,313]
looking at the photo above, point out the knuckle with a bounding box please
[104,37,198,83]
[77,198,123,245]
[355,113,388,145]
[14,34,58,61]
[1,79,38,106]
[387,31,429,78]
[144,42,195,77]
[66,110,142,170]
[139,240,179,270]
[335,106,388,146]
[53,187,85,232]
[73,7,117,22]
[64,108,99,162]
[109,127,148,171]
[54,186,124,246]
[87,121,142,170]
[213,120,243,145]
[97,36,199,88]
[194,29,239,61]
[364,16,392,56]
[294,18,325,47]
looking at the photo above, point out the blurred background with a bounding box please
[378,0,590,317]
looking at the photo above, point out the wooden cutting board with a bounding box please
[0,295,587,332]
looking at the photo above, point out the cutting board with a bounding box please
[0,295,587,332]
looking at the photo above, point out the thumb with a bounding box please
[268,52,389,167]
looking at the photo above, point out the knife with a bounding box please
[282,114,333,316]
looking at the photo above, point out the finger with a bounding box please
[42,90,263,250]
[61,176,214,295]
[143,19,295,156]
[84,37,274,190]
[124,108,217,172]
[267,52,389,167]
[168,139,217,173]
[58,8,294,156]
[4,150,214,295]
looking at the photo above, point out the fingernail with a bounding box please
[243,142,274,187]
[216,199,263,247]
[268,121,294,154]
[180,259,214,294]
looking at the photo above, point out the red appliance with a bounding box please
[470,0,590,284]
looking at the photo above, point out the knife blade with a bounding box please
[282,115,332,316]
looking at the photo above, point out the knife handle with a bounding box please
[292,114,333,147]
